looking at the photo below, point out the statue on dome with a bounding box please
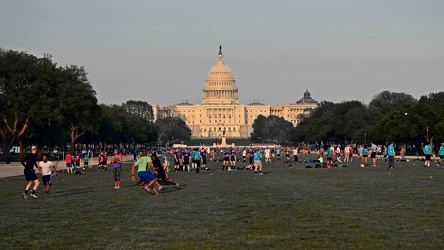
[219,45,222,54]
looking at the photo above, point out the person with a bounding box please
[387,141,396,170]
[438,142,444,166]
[326,145,333,167]
[182,148,191,172]
[162,149,170,172]
[112,149,122,189]
[74,153,81,173]
[242,147,247,163]
[370,141,377,167]
[21,146,40,199]
[275,147,281,161]
[254,148,263,175]
[98,151,105,171]
[293,147,299,163]
[229,148,237,170]
[336,145,342,162]
[222,148,230,171]
[264,147,271,163]
[38,155,57,195]
[362,145,369,163]
[82,153,89,170]
[200,148,208,171]
[423,142,432,167]
[191,148,201,173]
[173,148,181,172]
[131,151,160,195]
[65,152,73,174]
[151,152,181,189]
[344,145,350,162]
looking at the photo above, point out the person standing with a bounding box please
[326,145,334,167]
[387,142,396,170]
[275,147,281,161]
[264,147,271,163]
[200,148,208,171]
[293,147,299,163]
[423,142,432,167]
[370,141,378,167]
[438,142,444,166]
[21,146,40,199]
[38,155,57,195]
[229,148,237,170]
[182,148,191,172]
[254,148,263,175]
[112,149,122,189]
[65,152,73,174]
[192,148,201,173]
[82,153,89,170]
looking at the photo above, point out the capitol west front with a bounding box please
[152,47,318,139]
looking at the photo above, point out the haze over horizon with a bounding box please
[2,0,443,106]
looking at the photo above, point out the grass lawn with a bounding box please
[1,157,443,249]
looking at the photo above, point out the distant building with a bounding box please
[152,46,318,138]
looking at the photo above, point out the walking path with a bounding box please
[0,155,135,178]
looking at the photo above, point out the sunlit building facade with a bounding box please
[152,47,318,138]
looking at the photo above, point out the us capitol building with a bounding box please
[152,46,318,139]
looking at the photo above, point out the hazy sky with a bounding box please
[2,0,443,106]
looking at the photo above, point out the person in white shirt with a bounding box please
[38,155,57,195]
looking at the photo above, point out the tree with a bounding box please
[250,115,294,144]
[154,117,191,146]
[122,100,154,122]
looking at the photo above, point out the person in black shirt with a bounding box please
[20,146,40,199]
[151,153,181,189]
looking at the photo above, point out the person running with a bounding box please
[65,152,73,174]
[254,148,263,175]
[151,152,181,189]
[38,155,57,195]
[438,142,444,166]
[423,142,432,167]
[21,146,40,199]
[388,141,396,170]
[112,149,122,189]
[293,147,299,163]
[131,151,160,195]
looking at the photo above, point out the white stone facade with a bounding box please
[152,47,318,139]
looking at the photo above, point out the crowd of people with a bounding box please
[19,141,444,199]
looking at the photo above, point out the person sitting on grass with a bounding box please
[131,151,160,195]
[151,152,181,189]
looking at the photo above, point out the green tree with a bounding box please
[154,117,191,146]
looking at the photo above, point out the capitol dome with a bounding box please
[202,46,239,105]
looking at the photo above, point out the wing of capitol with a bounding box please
[152,46,318,139]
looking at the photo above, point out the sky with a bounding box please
[1,0,444,106]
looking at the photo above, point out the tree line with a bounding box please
[0,49,190,161]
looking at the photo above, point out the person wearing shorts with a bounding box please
[182,148,191,172]
[131,151,160,195]
[254,148,263,175]
[21,146,40,199]
[74,153,81,174]
[65,153,73,174]
[370,141,377,167]
[39,155,57,195]
[222,149,230,171]
[438,142,444,166]
[200,148,208,170]
[423,142,432,167]
[326,145,333,166]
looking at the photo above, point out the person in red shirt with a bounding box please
[65,153,73,174]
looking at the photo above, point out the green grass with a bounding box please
[1,158,443,249]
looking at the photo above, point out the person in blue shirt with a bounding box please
[438,142,444,166]
[387,141,396,170]
[326,145,334,166]
[423,142,432,167]
[253,148,263,175]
